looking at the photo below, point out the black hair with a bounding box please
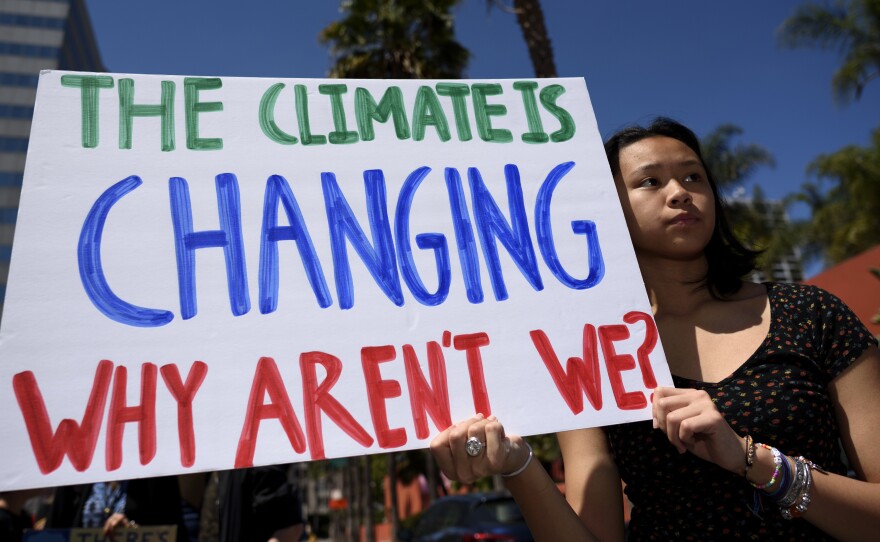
[603,117,760,299]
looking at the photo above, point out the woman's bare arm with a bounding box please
[798,346,880,540]
[557,427,625,542]
[430,415,600,542]
[652,346,880,541]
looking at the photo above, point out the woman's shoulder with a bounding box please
[732,281,838,338]
[764,280,818,295]
[762,281,828,309]
[763,281,877,376]
[764,281,857,317]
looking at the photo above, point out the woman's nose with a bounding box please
[667,179,692,206]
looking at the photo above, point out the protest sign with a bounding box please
[0,72,671,490]
[24,525,176,542]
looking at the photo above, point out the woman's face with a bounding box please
[614,136,716,261]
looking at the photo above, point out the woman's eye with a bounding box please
[684,173,702,183]
[638,178,658,187]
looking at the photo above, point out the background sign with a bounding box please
[24,526,176,541]
[0,72,671,490]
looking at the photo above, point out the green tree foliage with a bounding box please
[779,1,880,272]
[320,0,469,78]
[778,0,880,103]
[790,128,880,265]
[698,125,790,277]
[726,187,802,279]
[700,124,776,191]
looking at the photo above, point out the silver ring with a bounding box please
[465,436,485,457]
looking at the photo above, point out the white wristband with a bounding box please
[502,441,533,478]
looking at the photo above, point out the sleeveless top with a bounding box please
[605,283,878,541]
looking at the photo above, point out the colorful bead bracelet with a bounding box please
[749,443,783,490]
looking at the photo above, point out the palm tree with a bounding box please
[777,0,880,103]
[699,125,787,277]
[321,0,468,519]
[786,181,829,264]
[488,0,557,77]
[700,124,776,192]
[790,127,880,265]
[726,186,802,280]
[320,0,469,78]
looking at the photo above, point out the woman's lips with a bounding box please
[670,213,698,225]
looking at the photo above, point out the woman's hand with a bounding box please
[652,387,745,474]
[430,414,529,484]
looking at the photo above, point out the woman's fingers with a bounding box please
[653,388,718,453]
[651,387,746,473]
[669,407,703,453]
[429,429,456,476]
[677,409,722,445]
[462,416,493,479]
[429,414,517,483]
[448,414,483,456]
[484,417,510,473]
[431,414,482,481]
[431,414,489,483]
[652,388,692,442]
[652,387,686,428]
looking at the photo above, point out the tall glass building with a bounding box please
[0,0,104,320]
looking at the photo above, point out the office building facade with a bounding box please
[0,0,104,319]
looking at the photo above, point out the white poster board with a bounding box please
[0,72,671,490]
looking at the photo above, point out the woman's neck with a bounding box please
[638,253,714,317]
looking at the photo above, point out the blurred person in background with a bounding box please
[199,465,304,542]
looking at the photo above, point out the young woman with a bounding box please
[430,118,880,541]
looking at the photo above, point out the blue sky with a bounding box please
[83,0,880,274]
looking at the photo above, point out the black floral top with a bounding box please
[605,283,877,541]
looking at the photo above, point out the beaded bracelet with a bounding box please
[749,444,782,490]
[765,454,794,501]
[502,441,533,478]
